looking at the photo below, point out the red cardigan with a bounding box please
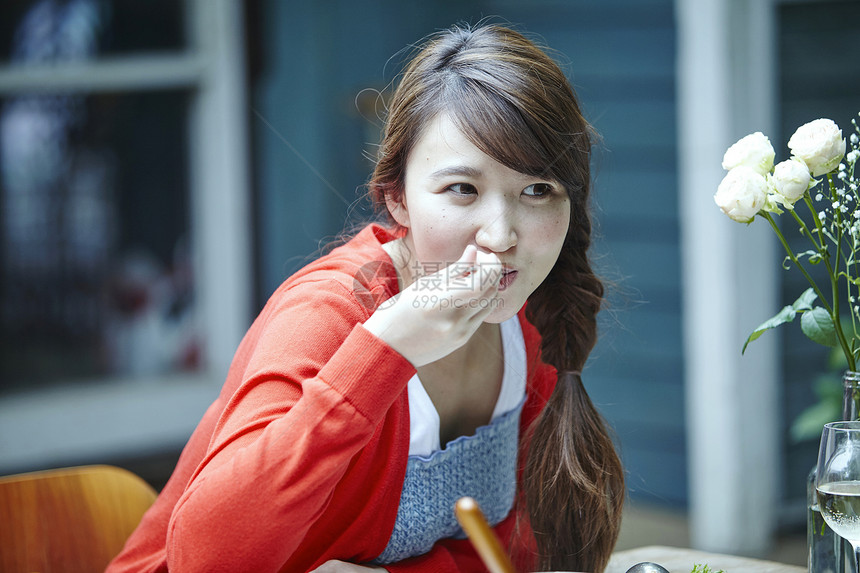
[107,224,557,573]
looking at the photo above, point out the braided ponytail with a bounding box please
[524,210,625,572]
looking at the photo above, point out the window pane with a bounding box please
[0,89,198,392]
[0,0,186,65]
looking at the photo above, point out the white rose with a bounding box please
[769,158,811,206]
[715,166,768,223]
[722,131,775,175]
[787,118,846,176]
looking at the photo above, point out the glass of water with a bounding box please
[816,421,860,571]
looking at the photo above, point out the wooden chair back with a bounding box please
[0,464,157,573]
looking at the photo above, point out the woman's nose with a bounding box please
[475,205,517,253]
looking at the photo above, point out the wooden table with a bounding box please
[606,545,806,573]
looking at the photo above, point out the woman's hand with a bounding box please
[309,559,387,572]
[363,245,501,367]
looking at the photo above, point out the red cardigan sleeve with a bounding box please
[165,279,416,572]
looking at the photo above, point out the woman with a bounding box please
[107,23,625,573]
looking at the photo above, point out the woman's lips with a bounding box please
[499,269,517,291]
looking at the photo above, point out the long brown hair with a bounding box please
[368,23,625,572]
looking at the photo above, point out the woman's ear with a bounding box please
[385,192,410,228]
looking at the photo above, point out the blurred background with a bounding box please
[1,0,858,565]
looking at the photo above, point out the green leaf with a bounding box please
[797,250,823,265]
[801,307,838,347]
[691,564,725,573]
[790,372,846,443]
[743,305,799,353]
[791,400,841,443]
[828,343,851,370]
[793,287,818,311]
[742,288,819,354]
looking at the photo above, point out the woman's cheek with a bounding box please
[545,205,571,242]
[416,217,472,261]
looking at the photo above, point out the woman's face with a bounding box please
[388,113,571,323]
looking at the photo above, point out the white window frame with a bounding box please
[0,0,251,473]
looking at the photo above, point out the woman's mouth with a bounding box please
[499,268,517,291]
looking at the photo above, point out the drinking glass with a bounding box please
[816,421,860,571]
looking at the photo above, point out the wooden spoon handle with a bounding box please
[454,497,517,573]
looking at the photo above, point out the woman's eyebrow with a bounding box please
[428,165,483,180]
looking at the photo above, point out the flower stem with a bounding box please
[762,211,831,313]
[762,210,855,369]
[790,208,822,250]
[805,194,829,247]
[828,173,857,370]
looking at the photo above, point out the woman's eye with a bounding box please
[523,183,553,197]
[447,183,477,196]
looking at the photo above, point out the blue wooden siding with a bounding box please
[254,0,684,505]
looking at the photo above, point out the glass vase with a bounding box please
[808,371,860,573]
